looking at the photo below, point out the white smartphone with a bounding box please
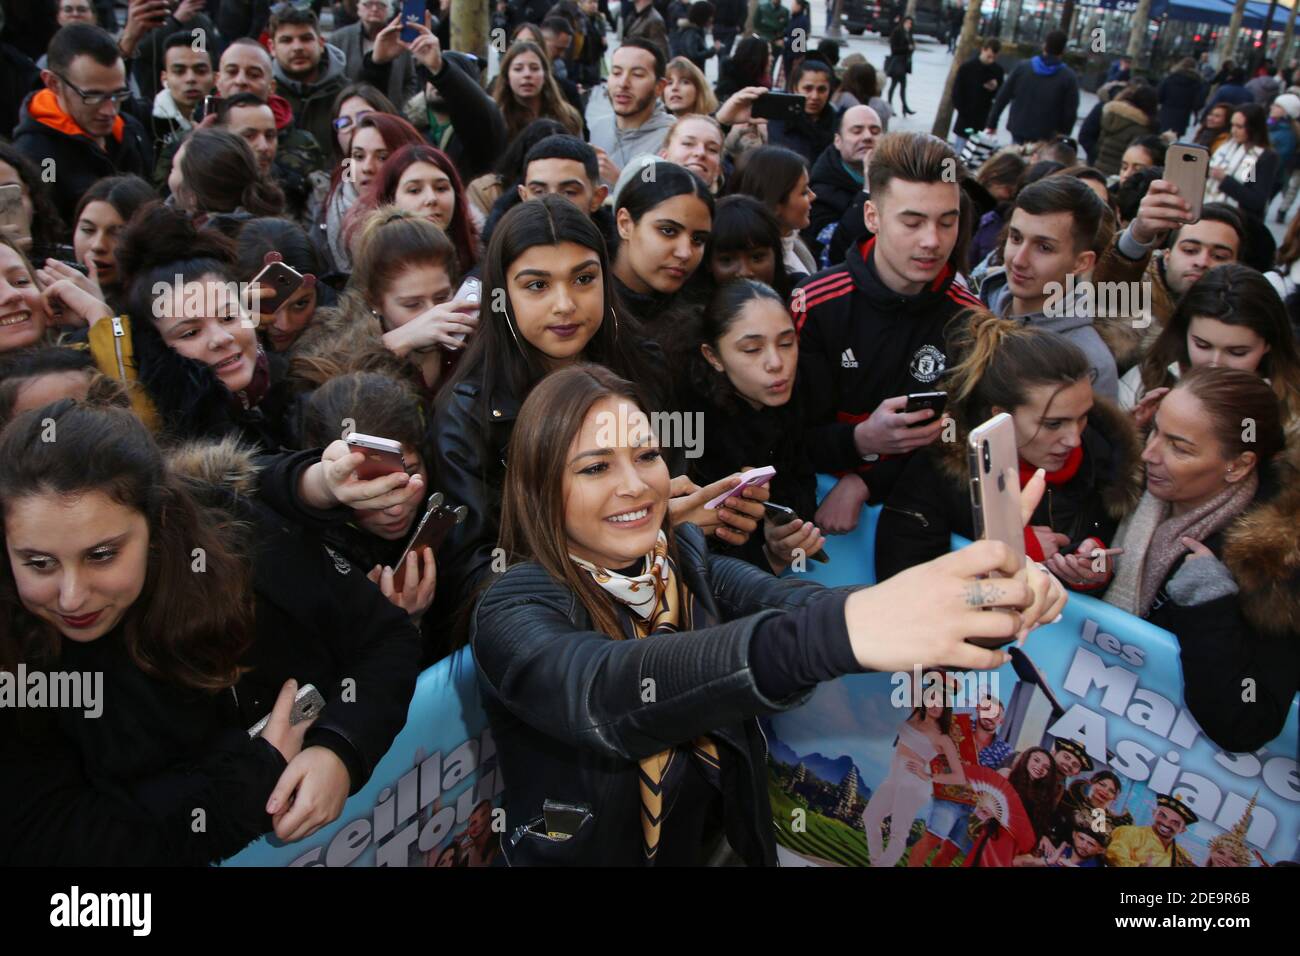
[247,683,326,738]
[1164,142,1208,224]
[966,413,1026,649]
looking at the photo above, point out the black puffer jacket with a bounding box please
[469,522,845,866]
[0,441,423,865]
[805,142,866,262]
[874,398,1144,584]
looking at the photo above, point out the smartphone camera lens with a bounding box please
[982,441,991,473]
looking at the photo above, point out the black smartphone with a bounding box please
[762,501,829,563]
[751,92,806,123]
[904,391,948,426]
[202,93,220,119]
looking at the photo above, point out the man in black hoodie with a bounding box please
[805,103,881,265]
[793,131,981,532]
[12,24,151,226]
[951,38,1003,147]
[985,29,1079,145]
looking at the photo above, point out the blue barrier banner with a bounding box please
[226,645,500,867]
[765,483,1300,867]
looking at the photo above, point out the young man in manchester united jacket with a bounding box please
[792,131,981,534]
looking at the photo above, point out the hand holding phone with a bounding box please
[751,92,806,123]
[1162,142,1208,225]
[763,501,830,564]
[391,492,467,591]
[248,681,326,739]
[904,391,948,428]
[966,413,1027,648]
[248,258,306,318]
[703,465,776,509]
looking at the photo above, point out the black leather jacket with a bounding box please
[470,523,836,866]
[431,378,521,614]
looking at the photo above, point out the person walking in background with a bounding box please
[985,30,1079,145]
[886,16,916,117]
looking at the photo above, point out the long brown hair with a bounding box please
[0,401,254,688]
[499,364,679,639]
[1140,263,1300,426]
[491,41,583,142]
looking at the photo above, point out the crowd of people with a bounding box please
[0,0,1295,868]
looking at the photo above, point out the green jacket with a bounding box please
[754,2,790,42]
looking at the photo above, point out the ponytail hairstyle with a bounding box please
[350,205,460,313]
[689,278,791,409]
[444,195,665,431]
[179,128,285,218]
[302,371,428,466]
[613,158,715,251]
[945,310,1093,439]
[0,401,254,688]
[499,363,679,639]
[1141,263,1300,426]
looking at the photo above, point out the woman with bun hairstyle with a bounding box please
[76,203,302,448]
[433,195,766,618]
[1124,263,1300,434]
[0,400,422,864]
[235,218,338,356]
[169,129,286,239]
[469,363,1066,866]
[876,312,1144,592]
[681,279,822,574]
[611,159,714,328]
[1105,368,1299,753]
[345,144,479,276]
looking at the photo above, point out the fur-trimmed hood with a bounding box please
[1221,449,1300,638]
[1101,98,1153,130]
[165,434,261,497]
[934,396,1145,524]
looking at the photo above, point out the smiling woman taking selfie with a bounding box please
[433,195,767,619]
[470,363,1065,866]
